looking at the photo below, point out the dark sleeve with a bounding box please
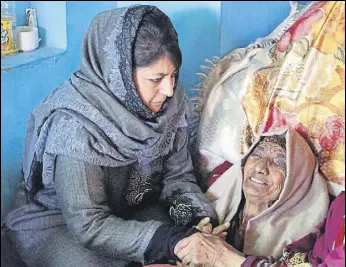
[144,224,200,265]
[54,155,163,264]
[159,127,218,227]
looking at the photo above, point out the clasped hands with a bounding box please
[174,217,238,267]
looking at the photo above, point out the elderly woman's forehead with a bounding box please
[256,138,286,151]
[259,136,286,148]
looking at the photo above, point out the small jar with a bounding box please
[1,1,18,55]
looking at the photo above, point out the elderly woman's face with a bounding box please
[133,56,177,112]
[242,139,287,204]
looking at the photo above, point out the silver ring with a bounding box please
[189,263,196,267]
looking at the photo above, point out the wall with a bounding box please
[220,1,291,55]
[30,1,67,48]
[14,1,30,26]
[1,1,293,221]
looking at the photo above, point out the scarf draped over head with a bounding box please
[207,127,329,258]
[22,5,188,197]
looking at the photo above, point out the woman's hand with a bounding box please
[211,221,230,240]
[174,233,246,267]
[195,217,230,240]
[196,217,213,234]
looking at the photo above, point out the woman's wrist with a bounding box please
[219,248,246,267]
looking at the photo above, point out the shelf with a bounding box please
[1,45,66,70]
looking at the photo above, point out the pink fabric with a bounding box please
[277,1,326,52]
[284,191,345,266]
[307,191,345,266]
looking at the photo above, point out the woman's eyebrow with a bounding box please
[149,70,177,77]
[149,73,166,77]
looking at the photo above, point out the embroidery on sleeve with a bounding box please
[166,189,202,226]
[126,168,153,206]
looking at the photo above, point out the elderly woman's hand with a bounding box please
[196,217,213,235]
[174,233,245,267]
[195,217,230,240]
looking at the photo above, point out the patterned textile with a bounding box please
[166,189,203,226]
[125,168,156,206]
[192,1,345,195]
[241,1,345,192]
[190,1,307,187]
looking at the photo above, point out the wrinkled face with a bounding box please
[242,139,287,204]
[133,56,177,112]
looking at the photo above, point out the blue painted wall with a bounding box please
[14,1,30,26]
[220,1,291,55]
[30,1,67,48]
[1,1,293,221]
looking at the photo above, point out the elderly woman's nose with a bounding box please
[255,159,269,175]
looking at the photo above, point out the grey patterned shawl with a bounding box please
[23,5,188,197]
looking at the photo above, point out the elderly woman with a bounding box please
[175,128,330,266]
[2,5,218,267]
[175,191,345,267]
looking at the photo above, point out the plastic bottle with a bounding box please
[1,1,18,55]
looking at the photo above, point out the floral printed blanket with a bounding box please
[192,1,345,195]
